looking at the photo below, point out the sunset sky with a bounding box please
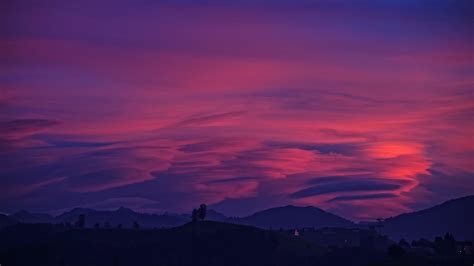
[1,0,473,220]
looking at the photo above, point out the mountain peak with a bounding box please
[280,205,323,210]
[255,205,327,215]
[384,194,474,241]
[233,204,353,229]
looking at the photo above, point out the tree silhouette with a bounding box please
[94,223,100,229]
[76,214,85,228]
[191,204,207,222]
[388,244,405,259]
[398,238,410,250]
[133,221,140,230]
[434,233,456,255]
[192,208,199,222]
[399,238,409,246]
[198,204,207,220]
[443,233,456,254]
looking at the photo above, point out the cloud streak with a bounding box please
[0,0,472,220]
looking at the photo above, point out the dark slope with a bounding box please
[229,205,354,229]
[383,195,474,241]
[2,221,470,266]
[0,221,325,266]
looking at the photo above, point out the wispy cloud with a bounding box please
[0,0,472,220]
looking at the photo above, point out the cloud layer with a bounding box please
[0,0,473,220]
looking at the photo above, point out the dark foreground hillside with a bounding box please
[0,221,472,266]
[384,195,474,241]
[0,221,324,266]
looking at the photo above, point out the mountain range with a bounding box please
[383,195,474,241]
[228,205,354,229]
[2,195,473,241]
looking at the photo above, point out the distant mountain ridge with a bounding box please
[5,205,354,230]
[383,195,474,241]
[3,195,473,241]
[228,205,354,229]
[5,207,187,229]
[54,207,188,228]
[10,210,54,224]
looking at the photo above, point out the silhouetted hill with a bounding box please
[229,205,354,229]
[9,210,54,224]
[55,207,187,228]
[55,207,95,222]
[2,221,471,266]
[383,195,474,241]
[4,195,473,240]
[176,220,325,256]
[0,221,326,266]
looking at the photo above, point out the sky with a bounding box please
[0,0,473,220]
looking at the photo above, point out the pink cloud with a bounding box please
[1,0,472,219]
